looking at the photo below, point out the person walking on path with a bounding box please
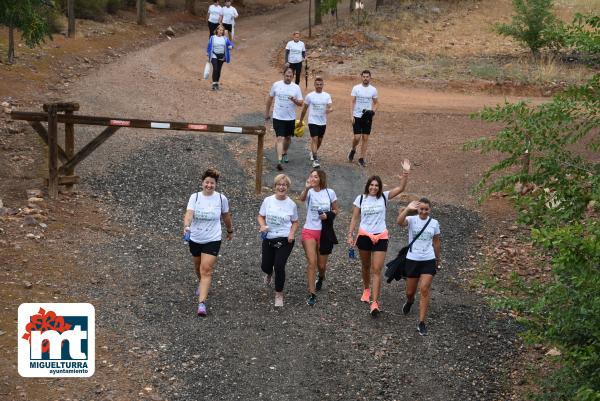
[347,159,411,316]
[284,31,306,86]
[299,77,333,169]
[207,25,234,91]
[183,168,234,317]
[207,0,223,38]
[221,0,238,40]
[258,174,299,307]
[265,67,303,171]
[396,198,441,336]
[299,169,339,306]
[347,70,378,168]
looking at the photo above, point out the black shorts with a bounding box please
[208,21,219,36]
[353,116,373,135]
[189,240,221,257]
[273,118,295,137]
[356,235,388,252]
[222,23,233,33]
[308,124,326,137]
[404,259,437,278]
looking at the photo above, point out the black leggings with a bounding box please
[261,238,294,292]
[208,21,219,38]
[211,58,225,83]
[289,61,302,85]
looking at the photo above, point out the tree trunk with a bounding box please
[314,0,322,25]
[67,0,75,37]
[350,0,355,12]
[375,0,383,11]
[8,24,15,64]
[137,0,146,25]
[185,0,196,15]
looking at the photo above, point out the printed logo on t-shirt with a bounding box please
[361,203,384,217]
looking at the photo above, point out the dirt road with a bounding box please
[6,2,533,400]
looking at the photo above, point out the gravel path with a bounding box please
[78,128,519,401]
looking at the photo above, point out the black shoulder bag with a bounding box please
[385,217,431,283]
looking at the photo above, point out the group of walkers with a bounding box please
[183,165,442,336]
[206,0,238,90]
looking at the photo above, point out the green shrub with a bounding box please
[565,13,600,57]
[68,0,108,21]
[46,6,66,33]
[495,0,563,56]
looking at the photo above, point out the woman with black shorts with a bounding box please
[258,174,299,307]
[397,198,441,336]
[183,168,233,317]
[347,159,411,316]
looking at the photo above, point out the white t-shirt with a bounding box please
[406,216,440,261]
[304,91,332,126]
[259,195,298,239]
[353,191,389,234]
[208,4,222,23]
[221,6,238,24]
[351,84,378,118]
[210,36,226,58]
[286,40,306,64]
[186,192,230,244]
[270,80,303,121]
[304,188,337,230]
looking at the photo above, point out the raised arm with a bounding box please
[387,159,411,200]
[397,200,419,226]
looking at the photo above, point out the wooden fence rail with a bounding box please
[10,102,266,198]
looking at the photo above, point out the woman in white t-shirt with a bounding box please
[258,174,299,307]
[183,168,234,317]
[396,198,441,336]
[207,0,223,38]
[347,159,411,316]
[299,169,339,306]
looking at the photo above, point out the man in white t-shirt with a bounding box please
[299,77,333,169]
[221,0,238,40]
[265,67,304,171]
[285,31,306,86]
[207,0,223,38]
[348,70,378,168]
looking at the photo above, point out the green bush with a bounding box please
[466,74,600,399]
[495,0,563,56]
[46,6,66,33]
[564,13,600,57]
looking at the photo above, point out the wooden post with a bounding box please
[137,0,146,25]
[308,0,312,38]
[47,105,59,199]
[255,133,264,194]
[64,111,75,191]
[315,0,321,25]
[67,0,75,38]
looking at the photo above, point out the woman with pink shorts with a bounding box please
[299,169,339,306]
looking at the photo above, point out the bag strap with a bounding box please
[408,217,431,252]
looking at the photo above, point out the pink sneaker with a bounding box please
[360,288,370,303]
[370,301,380,317]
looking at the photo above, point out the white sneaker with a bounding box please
[309,152,314,161]
[274,292,284,307]
[312,159,320,168]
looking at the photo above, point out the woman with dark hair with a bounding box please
[347,159,411,316]
[258,174,299,307]
[206,24,234,91]
[183,168,234,317]
[299,169,339,306]
[397,198,441,336]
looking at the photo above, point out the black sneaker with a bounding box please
[276,163,283,171]
[358,158,366,168]
[417,321,428,336]
[315,276,324,291]
[402,301,413,315]
[307,293,317,306]
[347,149,356,162]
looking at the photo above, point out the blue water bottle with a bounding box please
[260,226,269,240]
[348,247,357,260]
[183,231,191,245]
